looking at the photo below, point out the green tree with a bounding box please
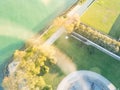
[79,0,87,5]
[43,85,52,90]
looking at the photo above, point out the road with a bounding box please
[43,27,65,46]
[43,0,120,70]
[8,0,95,75]
[43,0,94,46]
[67,0,93,17]
[71,32,120,61]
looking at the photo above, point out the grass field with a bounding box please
[80,0,120,34]
[109,15,120,39]
[44,33,120,89]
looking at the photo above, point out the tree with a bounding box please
[64,14,80,33]
[79,0,87,5]
[53,16,66,27]
[40,65,49,75]
[14,50,26,61]
[2,45,56,90]
[64,23,74,33]
[2,77,17,90]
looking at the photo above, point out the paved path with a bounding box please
[67,0,93,17]
[43,27,65,46]
[8,0,95,75]
[43,0,94,46]
[71,32,120,61]
[57,71,116,90]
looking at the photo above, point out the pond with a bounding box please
[0,0,77,89]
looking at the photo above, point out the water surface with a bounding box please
[0,0,77,89]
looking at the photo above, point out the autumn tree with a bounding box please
[75,23,120,54]
[2,45,56,90]
[64,14,80,33]
[79,0,87,5]
[53,16,66,27]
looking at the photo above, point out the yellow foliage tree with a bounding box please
[2,45,56,90]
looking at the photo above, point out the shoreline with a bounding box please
[0,0,79,89]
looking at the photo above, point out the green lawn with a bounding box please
[109,14,120,39]
[43,65,65,90]
[44,33,120,89]
[81,0,120,34]
[42,26,59,41]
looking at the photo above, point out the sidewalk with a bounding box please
[43,0,94,46]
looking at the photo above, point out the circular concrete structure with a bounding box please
[57,71,116,90]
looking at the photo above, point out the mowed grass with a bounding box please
[43,65,65,90]
[44,34,120,89]
[41,26,59,41]
[109,14,120,39]
[80,0,120,34]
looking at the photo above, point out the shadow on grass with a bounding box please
[109,14,120,39]
[49,64,64,77]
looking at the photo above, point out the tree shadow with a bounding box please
[109,14,120,39]
[49,64,64,77]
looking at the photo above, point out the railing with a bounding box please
[71,32,120,61]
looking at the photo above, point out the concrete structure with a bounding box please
[57,71,116,90]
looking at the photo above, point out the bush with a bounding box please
[43,85,52,90]
[75,23,120,54]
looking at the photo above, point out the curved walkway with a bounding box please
[57,71,116,90]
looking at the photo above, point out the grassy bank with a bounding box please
[109,15,120,39]
[45,33,120,89]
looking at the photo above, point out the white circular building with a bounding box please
[57,71,116,90]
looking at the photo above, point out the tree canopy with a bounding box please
[2,45,56,90]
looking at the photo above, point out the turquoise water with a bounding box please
[0,0,77,89]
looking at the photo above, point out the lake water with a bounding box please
[0,0,77,89]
